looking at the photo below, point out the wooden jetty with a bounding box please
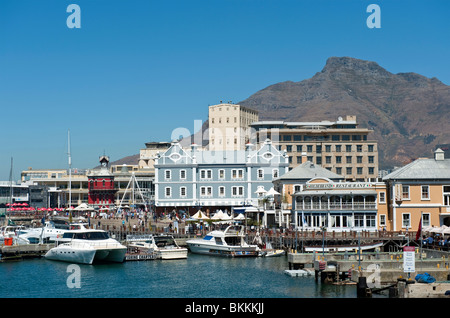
[0,244,53,261]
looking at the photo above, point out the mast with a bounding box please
[68,129,72,209]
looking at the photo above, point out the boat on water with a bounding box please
[154,235,188,260]
[44,223,127,265]
[186,225,260,257]
[302,241,383,253]
[0,225,30,245]
[258,242,285,257]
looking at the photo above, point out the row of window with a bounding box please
[282,144,375,153]
[164,186,245,198]
[400,185,449,201]
[164,169,280,180]
[279,134,368,142]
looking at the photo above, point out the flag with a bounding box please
[415,217,422,241]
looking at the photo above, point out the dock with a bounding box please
[0,244,53,261]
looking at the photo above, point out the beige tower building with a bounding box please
[208,102,259,151]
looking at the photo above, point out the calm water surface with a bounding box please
[0,254,356,298]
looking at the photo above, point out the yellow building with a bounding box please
[383,149,450,232]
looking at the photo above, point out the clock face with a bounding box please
[101,161,107,167]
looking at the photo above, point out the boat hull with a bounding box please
[157,247,188,260]
[303,242,383,253]
[45,245,127,264]
[45,246,97,265]
[187,241,259,257]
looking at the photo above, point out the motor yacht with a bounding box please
[44,223,127,265]
[154,234,188,260]
[186,225,260,257]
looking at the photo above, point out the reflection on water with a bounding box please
[0,254,356,298]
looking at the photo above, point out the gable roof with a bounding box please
[383,158,450,181]
[274,161,344,182]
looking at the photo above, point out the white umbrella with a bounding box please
[192,210,210,220]
[73,203,95,211]
[234,214,246,220]
[265,187,280,196]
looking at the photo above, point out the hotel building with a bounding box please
[250,115,379,182]
[208,102,259,151]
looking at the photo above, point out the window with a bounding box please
[357,167,363,175]
[346,145,352,152]
[366,215,376,228]
[180,170,186,180]
[200,186,212,197]
[336,167,342,175]
[307,145,313,152]
[272,169,279,179]
[379,192,386,204]
[354,215,364,227]
[293,135,302,141]
[357,145,363,152]
[200,169,212,179]
[282,135,292,141]
[326,156,332,164]
[296,145,302,152]
[402,185,410,200]
[286,145,292,152]
[335,145,341,152]
[297,156,302,164]
[232,169,244,179]
[294,185,301,192]
[346,167,352,175]
[444,186,450,206]
[368,145,374,152]
[346,156,352,164]
[232,186,244,197]
[336,156,342,164]
[402,213,411,228]
[165,187,171,198]
[421,185,430,200]
[357,156,363,163]
[257,169,264,179]
[368,167,374,175]
[219,186,225,196]
[325,145,331,152]
[180,187,187,197]
[316,157,322,164]
[316,145,322,153]
[379,214,386,227]
[368,156,374,164]
[218,169,225,179]
[422,213,430,227]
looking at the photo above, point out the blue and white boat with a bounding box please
[186,225,260,257]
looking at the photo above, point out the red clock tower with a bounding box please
[88,156,117,209]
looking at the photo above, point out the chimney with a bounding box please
[434,148,445,161]
[301,152,307,163]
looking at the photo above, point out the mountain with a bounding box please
[238,56,450,169]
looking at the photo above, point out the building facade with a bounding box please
[208,103,259,151]
[87,156,117,209]
[250,115,379,182]
[383,148,450,232]
[154,139,289,214]
[291,177,388,232]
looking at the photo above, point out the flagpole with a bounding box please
[420,211,423,262]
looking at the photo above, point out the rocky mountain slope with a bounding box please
[238,57,450,169]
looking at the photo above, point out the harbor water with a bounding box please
[0,253,357,298]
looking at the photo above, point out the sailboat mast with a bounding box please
[68,129,72,209]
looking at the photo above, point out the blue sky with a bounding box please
[0,0,449,181]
